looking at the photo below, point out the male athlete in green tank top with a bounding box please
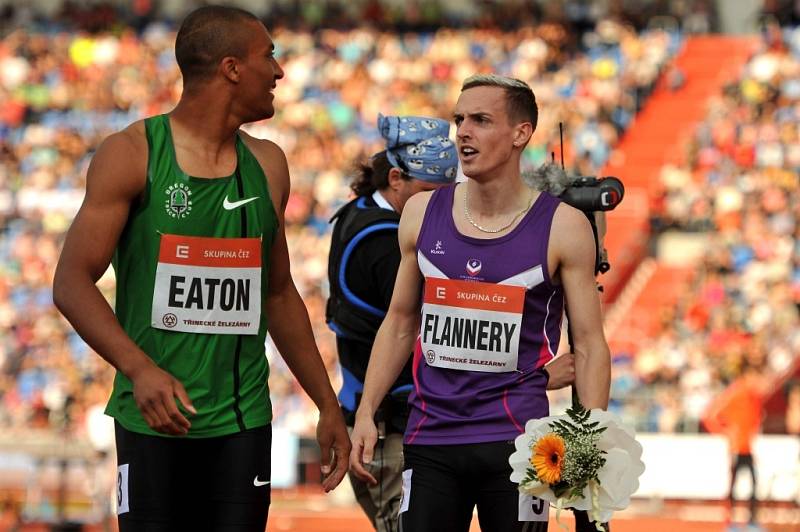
[107,114,278,437]
[53,6,350,531]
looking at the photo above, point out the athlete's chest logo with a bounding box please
[430,240,446,255]
[165,183,193,219]
[223,195,259,210]
[466,259,482,276]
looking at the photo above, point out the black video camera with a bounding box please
[558,176,624,213]
[561,176,624,276]
[524,164,625,277]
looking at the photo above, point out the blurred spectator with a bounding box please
[702,363,767,529]
[620,21,800,434]
[785,380,800,435]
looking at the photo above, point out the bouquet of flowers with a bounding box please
[509,403,645,529]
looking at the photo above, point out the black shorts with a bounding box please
[399,441,549,532]
[115,422,271,532]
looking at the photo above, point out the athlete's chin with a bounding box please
[247,107,275,122]
[461,166,489,182]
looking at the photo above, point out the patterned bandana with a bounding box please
[377,113,458,184]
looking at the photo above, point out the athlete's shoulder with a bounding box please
[552,201,591,234]
[237,129,289,194]
[551,201,595,266]
[100,120,147,156]
[238,129,286,165]
[86,120,148,197]
[402,189,436,221]
[398,190,436,251]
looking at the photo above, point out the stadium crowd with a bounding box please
[611,22,800,433]
[8,0,788,444]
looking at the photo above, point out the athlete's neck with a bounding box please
[170,96,243,155]
[168,98,245,175]
[463,176,533,217]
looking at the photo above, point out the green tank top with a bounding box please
[105,114,278,437]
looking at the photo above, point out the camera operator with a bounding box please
[327,114,457,531]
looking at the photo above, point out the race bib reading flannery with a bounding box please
[420,277,524,372]
[151,234,261,335]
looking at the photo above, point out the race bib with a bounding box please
[518,493,549,522]
[151,234,261,335]
[116,464,129,515]
[420,277,525,372]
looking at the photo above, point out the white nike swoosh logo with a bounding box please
[253,476,270,487]
[223,195,259,210]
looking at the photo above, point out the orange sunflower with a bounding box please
[530,433,565,484]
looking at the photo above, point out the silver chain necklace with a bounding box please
[463,186,534,234]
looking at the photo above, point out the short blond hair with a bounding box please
[461,74,538,130]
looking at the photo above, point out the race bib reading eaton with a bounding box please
[151,234,261,335]
[420,277,525,372]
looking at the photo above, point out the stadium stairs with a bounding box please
[600,35,759,357]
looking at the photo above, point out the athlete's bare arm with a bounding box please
[349,191,430,485]
[243,133,350,492]
[550,204,610,409]
[53,122,196,436]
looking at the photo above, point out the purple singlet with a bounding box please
[406,184,564,445]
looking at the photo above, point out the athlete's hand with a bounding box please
[317,404,351,492]
[545,353,576,391]
[349,411,379,486]
[130,361,196,435]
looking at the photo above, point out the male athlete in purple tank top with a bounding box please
[349,74,611,532]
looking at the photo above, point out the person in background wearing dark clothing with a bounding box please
[327,114,458,532]
[328,113,576,532]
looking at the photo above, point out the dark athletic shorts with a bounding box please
[399,441,549,532]
[115,422,271,532]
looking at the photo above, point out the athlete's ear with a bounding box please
[220,56,240,83]
[512,121,533,149]
[387,167,405,191]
